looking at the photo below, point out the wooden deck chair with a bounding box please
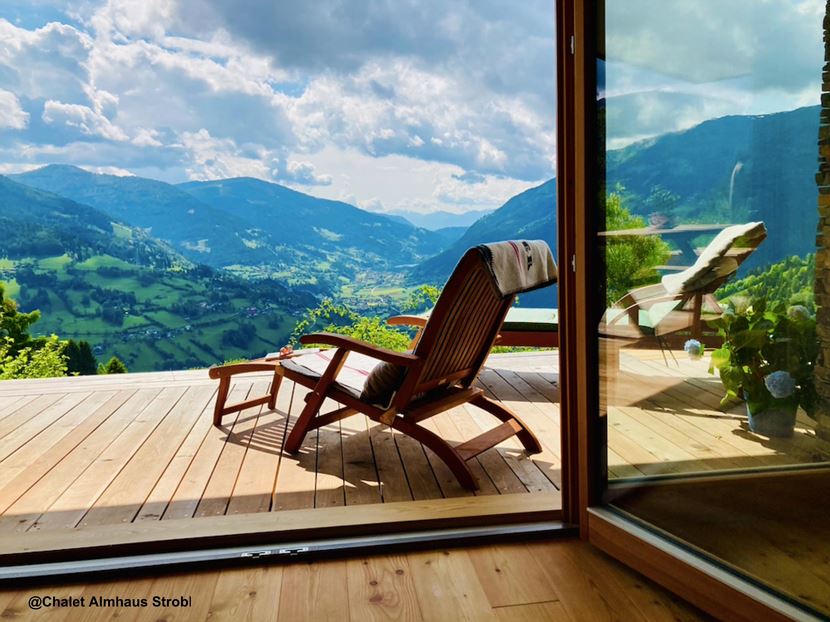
[209,241,557,490]
[603,220,767,344]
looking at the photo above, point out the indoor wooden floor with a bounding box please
[1,350,829,536]
[0,539,711,621]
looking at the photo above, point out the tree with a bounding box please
[0,335,68,380]
[0,284,40,353]
[604,190,672,306]
[65,340,99,376]
[290,298,412,351]
[99,356,128,374]
[404,285,440,313]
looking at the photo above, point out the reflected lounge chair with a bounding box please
[391,222,766,351]
[209,240,558,490]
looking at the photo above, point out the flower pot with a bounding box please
[746,402,797,438]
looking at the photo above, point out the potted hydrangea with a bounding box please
[708,298,817,437]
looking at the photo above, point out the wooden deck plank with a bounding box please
[340,408,383,506]
[272,382,318,512]
[194,382,270,518]
[393,428,444,501]
[0,390,133,510]
[28,386,187,531]
[226,384,288,516]
[428,408,499,497]
[477,369,562,489]
[368,421,414,503]
[418,415,476,499]
[609,407,711,473]
[6,349,830,540]
[0,394,37,423]
[0,393,64,439]
[0,388,161,532]
[161,381,252,521]
[0,392,89,461]
[135,386,220,522]
[314,401,347,509]
[452,404,528,495]
[616,403,768,471]
[79,385,216,527]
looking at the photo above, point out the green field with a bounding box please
[2,254,306,372]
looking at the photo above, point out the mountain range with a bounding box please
[11,166,445,292]
[0,175,314,371]
[387,208,493,230]
[409,179,558,307]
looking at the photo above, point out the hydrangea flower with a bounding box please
[684,339,703,360]
[787,305,811,322]
[764,370,796,399]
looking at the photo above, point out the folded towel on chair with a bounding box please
[477,240,558,296]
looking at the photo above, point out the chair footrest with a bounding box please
[455,420,523,461]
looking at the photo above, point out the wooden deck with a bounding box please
[0,353,561,535]
[1,349,828,538]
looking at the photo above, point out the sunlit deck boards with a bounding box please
[3,349,829,536]
[0,353,562,533]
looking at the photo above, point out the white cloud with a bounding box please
[295,145,539,214]
[178,128,275,180]
[42,99,129,141]
[0,89,29,129]
[80,164,135,176]
[285,160,332,186]
[280,59,554,179]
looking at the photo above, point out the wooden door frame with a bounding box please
[557,1,816,619]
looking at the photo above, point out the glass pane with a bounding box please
[599,1,830,616]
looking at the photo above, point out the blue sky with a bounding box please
[0,1,823,214]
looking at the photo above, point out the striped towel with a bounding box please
[478,240,557,296]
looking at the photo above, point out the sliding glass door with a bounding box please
[596,1,830,617]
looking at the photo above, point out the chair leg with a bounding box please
[268,369,282,410]
[285,348,348,454]
[470,394,543,454]
[285,389,326,453]
[213,376,231,426]
[391,416,478,490]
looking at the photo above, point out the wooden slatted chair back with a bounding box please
[398,249,513,398]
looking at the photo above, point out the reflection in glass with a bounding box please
[599,1,830,616]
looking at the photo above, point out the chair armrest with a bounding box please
[208,361,278,379]
[299,333,420,366]
[387,314,428,328]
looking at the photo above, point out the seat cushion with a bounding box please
[501,307,559,332]
[280,349,406,407]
